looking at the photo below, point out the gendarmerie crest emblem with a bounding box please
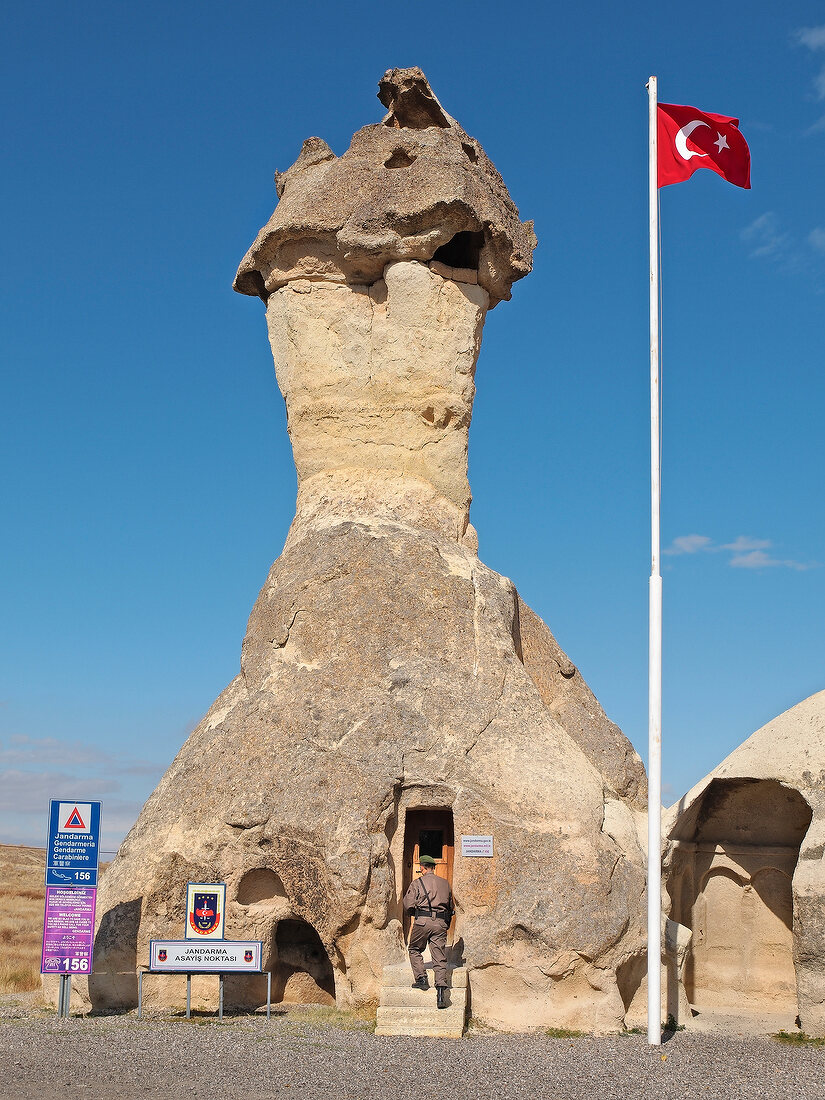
[188,891,220,935]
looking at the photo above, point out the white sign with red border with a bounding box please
[149,940,262,972]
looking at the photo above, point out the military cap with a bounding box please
[419,855,437,866]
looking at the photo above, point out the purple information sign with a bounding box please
[41,886,96,975]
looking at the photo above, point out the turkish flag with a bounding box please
[658,103,750,189]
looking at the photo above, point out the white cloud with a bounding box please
[729,549,813,571]
[794,24,825,111]
[0,734,165,780]
[0,735,169,850]
[741,212,791,260]
[0,769,122,813]
[740,213,825,281]
[663,534,713,555]
[0,769,146,852]
[719,536,773,553]
[795,25,825,50]
[0,735,103,769]
[729,549,781,569]
[665,534,816,572]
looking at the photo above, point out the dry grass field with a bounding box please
[0,844,45,993]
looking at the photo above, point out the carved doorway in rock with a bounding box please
[687,866,797,1010]
[668,778,812,1015]
[272,918,335,1005]
[402,808,454,937]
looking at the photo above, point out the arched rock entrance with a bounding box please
[272,918,335,1005]
[668,778,812,1013]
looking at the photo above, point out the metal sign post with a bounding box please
[139,941,269,1020]
[57,974,70,1018]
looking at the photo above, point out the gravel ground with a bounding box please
[1,1000,822,1100]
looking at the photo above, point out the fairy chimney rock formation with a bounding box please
[85,70,649,1033]
[234,66,536,541]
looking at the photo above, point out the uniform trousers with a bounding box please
[408,916,449,986]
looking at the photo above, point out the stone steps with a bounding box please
[380,963,468,988]
[374,963,468,1038]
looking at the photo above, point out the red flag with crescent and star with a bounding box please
[658,103,750,189]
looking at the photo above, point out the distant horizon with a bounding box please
[4,685,823,852]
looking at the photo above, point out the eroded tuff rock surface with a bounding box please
[665,691,825,1036]
[85,69,648,1033]
[266,260,487,533]
[234,67,536,307]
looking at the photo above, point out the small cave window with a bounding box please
[461,142,478,163]
[237,868,287,906]
[432,231,483,271]
[384,148,417,169]
[245,270,269,303]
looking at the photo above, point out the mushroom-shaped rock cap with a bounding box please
[234,67,536,307]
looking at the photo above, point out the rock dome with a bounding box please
[665,690,825,1035]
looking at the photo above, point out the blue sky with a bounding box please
[2,1,823,850]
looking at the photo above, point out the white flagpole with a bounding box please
[646,74,663,1049]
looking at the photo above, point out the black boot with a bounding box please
[436,986,447,1009]
[412,976,429,991]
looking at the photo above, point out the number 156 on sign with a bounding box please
[62,958,90,972]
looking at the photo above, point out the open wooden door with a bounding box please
[402,809,454,938]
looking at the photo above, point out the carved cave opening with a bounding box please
[668,778,812,1014]
[271,918,335,1005]
[237,867,287,906]
[432,231,483,271]
[245,269,268,303]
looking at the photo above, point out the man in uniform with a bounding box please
[402,854,454,1009]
